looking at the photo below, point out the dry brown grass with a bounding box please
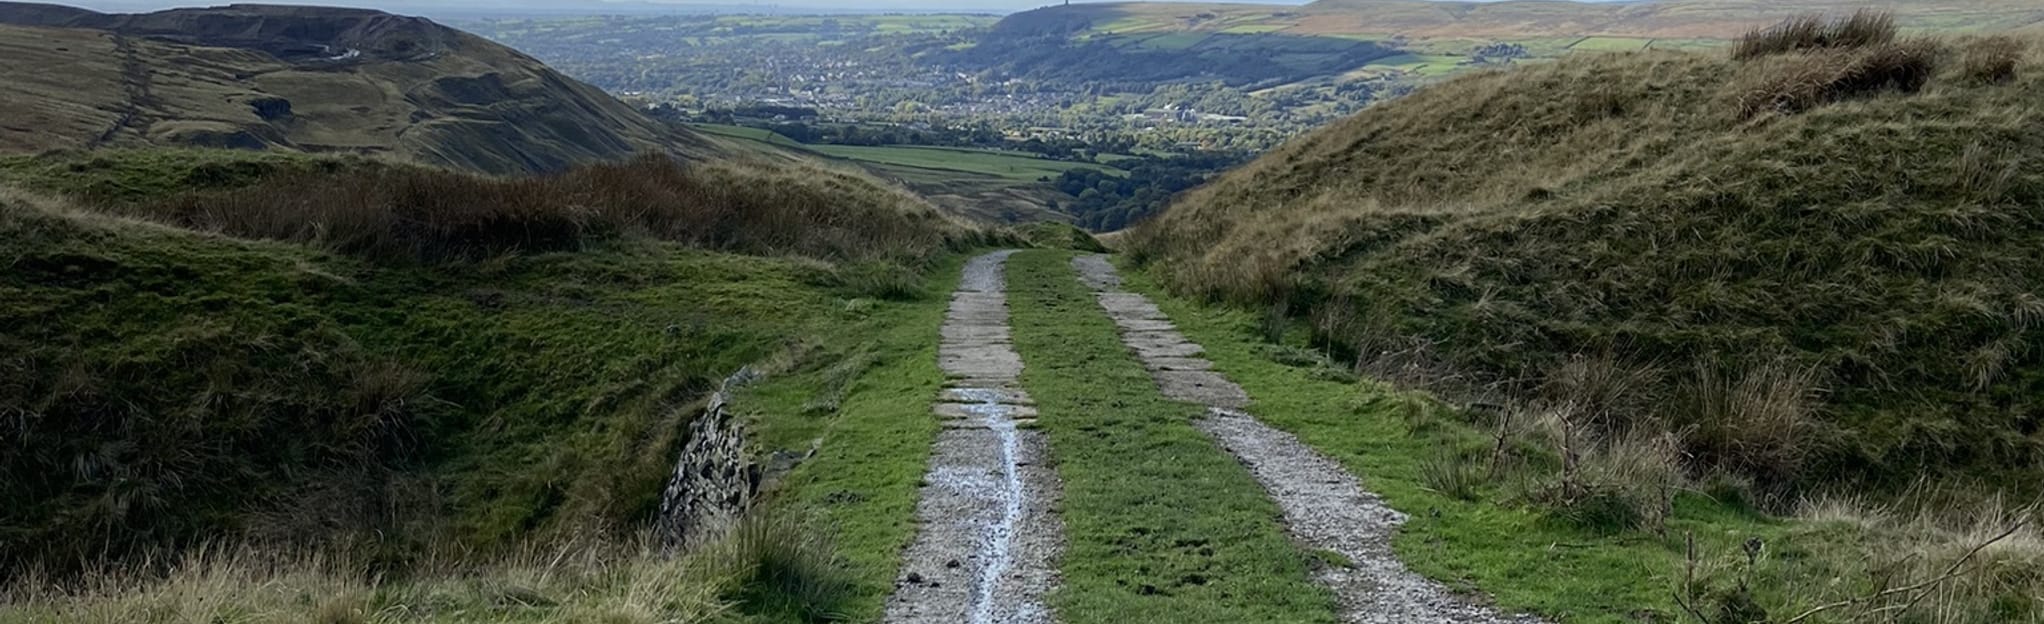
[0,507,846,624]
[1958,35,2028,85]
[122,153,973,264]
[1733,10,1897,60]
[1790,492,2044,623]
[1735,39,1942,117]
[1672,360,1827,489]
[1129,24,2044,494]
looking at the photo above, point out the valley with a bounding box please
[3,2,2044,624]
[454,0,2044,227]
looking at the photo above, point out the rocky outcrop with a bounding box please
[655,367,763,553]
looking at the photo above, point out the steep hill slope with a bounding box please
[0,2,719,174]
[0,148,982,589]
[1132,31,2044,491]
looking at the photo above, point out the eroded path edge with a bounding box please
[885,250,1063,624]
[1072,254,1543,624]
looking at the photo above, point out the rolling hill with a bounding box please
[992,0,2044,84]
[1025,0,2044,42]
[1130,27,2044,493]
[0,2,721,174]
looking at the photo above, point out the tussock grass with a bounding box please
[1735,38,1941,117]
[1958,36,2028,85]
[1733,10,1897,60]
[1130,27,2044,498]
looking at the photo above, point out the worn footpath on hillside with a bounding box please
[885,251,1064,624]
[1071,254,1543,624]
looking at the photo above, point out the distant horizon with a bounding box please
[37,0,1316,19]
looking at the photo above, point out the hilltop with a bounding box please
[0,3,720,174]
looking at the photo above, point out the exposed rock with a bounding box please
[655,367,763,553]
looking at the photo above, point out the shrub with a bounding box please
[1733,11,1897,60]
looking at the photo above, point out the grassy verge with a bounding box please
[1005,250,1337,623]
[1120,259,2039,623]
[733,255,965,620]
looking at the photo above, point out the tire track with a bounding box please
[885,250,1063,624]
[1071,254,1543,624]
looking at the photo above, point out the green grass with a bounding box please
[1360,53,1467,76]
[690,123,808,148]
[1133,35,2044,493]
[0,148,380,204]
[0,190,862,562]
[0,147,982,574]
[804,144,1123,182]
[1005,250,1337,623]
[735,257,965,620]
[688,122,1125,214]
[1569,36,1655,52]
[1222,24,1290,35]
[1116,258,2033,623]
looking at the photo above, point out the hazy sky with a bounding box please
[53,0,1313,17]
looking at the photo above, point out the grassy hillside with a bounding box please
[0,147,986,605]
[999,1,2044,90]
[1132,26,2044,496]
[1058,0,2044,41]
[0,3,719,174]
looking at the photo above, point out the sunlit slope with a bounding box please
[1133,36,2044,488]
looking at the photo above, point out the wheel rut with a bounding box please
[1071,254,1544,624]
[886,251,1063,624]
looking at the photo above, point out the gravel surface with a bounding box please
[886,251,1064,624]
[1071,254,1544,624]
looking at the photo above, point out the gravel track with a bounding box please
[1071,254,1544,624]
[885,251,1063,624]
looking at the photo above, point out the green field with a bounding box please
[1359,53,1467,77]
[692,123,1122,182]
[807,144,1119,181]
[1569,36,1654,52]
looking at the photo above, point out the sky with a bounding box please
[53,0,1313,18]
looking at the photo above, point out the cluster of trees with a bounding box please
[1052,151,1249,231]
